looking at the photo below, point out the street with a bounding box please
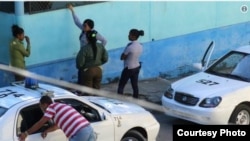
[149,109,195,141]
[101,77,196,141]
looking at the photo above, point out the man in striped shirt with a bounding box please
[19,95,95,141]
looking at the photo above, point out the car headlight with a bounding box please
[199,96,222,108]
[164,85,174,99]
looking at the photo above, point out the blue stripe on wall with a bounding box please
[1,21,250,86]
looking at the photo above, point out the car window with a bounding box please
[16,99,101,136]
[201,41,215,69]
[16,104,54,136]
[206,52,250,81]
[55,98,101,123]
[207,52,245,74]
[231,55,250,78]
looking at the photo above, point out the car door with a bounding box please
[20,130,67,141]
[14,104,68,141]
[91,115,115,141]
[193,41,215,71]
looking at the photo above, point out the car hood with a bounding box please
[172,72,249,98]
[83,96,146,114]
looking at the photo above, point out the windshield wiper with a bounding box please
[214,72,250,82]
[227,74,250,82]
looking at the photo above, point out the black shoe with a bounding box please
[133,95,138,98]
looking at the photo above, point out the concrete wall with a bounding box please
[0,1,250,86]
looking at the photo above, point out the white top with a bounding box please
[123,41,142,69]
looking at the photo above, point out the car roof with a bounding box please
[234,45,250,54]
[0,81,75,109]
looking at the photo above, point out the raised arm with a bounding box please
[68,4,82,29]
[11,39,30,57]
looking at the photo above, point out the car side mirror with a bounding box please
[192,63,203,71]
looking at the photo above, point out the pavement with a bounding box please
[101,77,174,105]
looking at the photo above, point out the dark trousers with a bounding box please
[117,66,141,98]
[78,66,102,89]
[14,74,25,82]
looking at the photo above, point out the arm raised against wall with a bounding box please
[67,3,82,29]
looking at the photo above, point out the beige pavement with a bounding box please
[101,77,173,105]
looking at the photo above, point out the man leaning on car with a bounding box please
[18,95,96,141]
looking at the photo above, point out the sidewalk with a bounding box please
[101,77,173,105]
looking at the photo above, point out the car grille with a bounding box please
[174,92,199,106]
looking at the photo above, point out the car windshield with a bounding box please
[0,106,7,117]
[206,51,250,82]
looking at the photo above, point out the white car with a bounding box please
[0,81,159,141]
[162,42,250,125]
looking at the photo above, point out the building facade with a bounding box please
[0,1,250,86]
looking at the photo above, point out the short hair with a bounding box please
[11,24,24,37]
[83,19,94,29]
[40,95,53,104]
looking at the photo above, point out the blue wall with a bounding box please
[27,21,250,85]
[0,1,250,86]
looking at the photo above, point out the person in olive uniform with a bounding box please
[76,30,108,89]
[10,25,31,81]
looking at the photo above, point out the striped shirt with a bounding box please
[43,103,90,138]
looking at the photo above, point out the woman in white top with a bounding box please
[117,29,144,98]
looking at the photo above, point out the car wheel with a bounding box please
[121,130,146,141]
[229,104,250,125]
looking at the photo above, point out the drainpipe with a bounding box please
[14,1,24,26]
